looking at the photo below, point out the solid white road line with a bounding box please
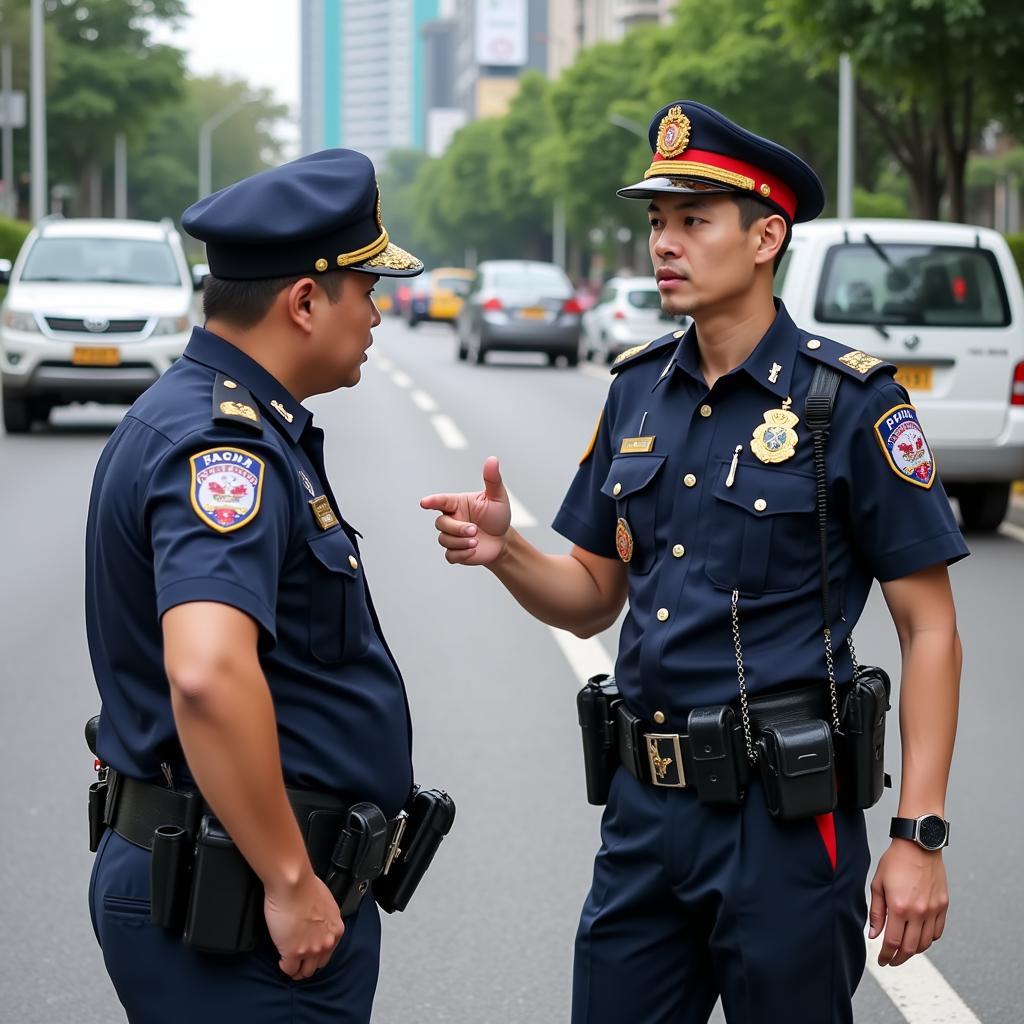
[374,356,394,373]
[430,414,468,450]
[505,488,538,529]
[865,934,982,1023]
[410,389,438,413]
[547,626,614,685]
[391,370,413,389]
[997,520,1024,544]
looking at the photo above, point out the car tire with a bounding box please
[957,482,1010,533]
[407,315,419,328]
[456,338,468,361]
[471,338,486,365]
[565,350,579,368]
[2,388,32,434]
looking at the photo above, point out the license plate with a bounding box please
[893,365,933,392]
[72,346,121,367]
[517,307,547,321]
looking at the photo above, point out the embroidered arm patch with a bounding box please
[189,447,266,532]
[873,404,935,489]
[580,410,603,465]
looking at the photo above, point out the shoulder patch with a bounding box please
[800,335,895,382]
[190,447,266,532]
[580,410,603,465]
[212,374,263,432]
[610,333,679,375]
[873,404,935,489]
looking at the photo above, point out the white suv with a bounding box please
[779,219,1024,531]
[582,276,685,364]
[0,217,198,433]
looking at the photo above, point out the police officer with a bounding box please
[86,149,424,1023]
[422,101,968,1022]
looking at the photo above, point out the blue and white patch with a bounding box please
[189,447,265,532]
[873,404,935,489]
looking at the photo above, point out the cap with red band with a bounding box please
[617,100,825,224]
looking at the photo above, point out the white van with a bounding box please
[0,217,199,434]
[778,219,1024,531]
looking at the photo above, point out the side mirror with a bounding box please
[0,258,12,286]
[191,263,210,291]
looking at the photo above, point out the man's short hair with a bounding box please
[202,271,345,328]
[729,194,791,274]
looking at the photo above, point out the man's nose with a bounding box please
[653,229,683,260]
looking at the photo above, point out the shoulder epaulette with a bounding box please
[610,332,680,375]
[797,334,895,383]
[211,373,263,433]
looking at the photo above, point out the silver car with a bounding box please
[455,260,582,366]
[582,276,673,363]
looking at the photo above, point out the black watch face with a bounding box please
[918,815,947,850]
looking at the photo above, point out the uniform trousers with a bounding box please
[572,767,870,1024]
[90,830,380,1024]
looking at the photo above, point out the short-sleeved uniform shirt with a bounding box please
[553,302,969,722]
[86,327,413,816]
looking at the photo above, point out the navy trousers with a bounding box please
[89,830,381,1024]
[572,769,870,1024]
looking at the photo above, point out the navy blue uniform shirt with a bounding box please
[86,327,413,816]
[554,302,968,721]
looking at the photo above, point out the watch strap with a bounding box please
[890,814,949,850]
[889,816,917,842]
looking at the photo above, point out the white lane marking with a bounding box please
[391,370,413,389]
[430,414,468,450]
[579,363,610,383]
[505,488,538,528]
[410,389,438,413]
[998,520,1024,544]
[865,934,982,1023]
[548,626,614,684]
[375,356,394,373]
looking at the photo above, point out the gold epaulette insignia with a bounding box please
[613,342,651,366]
[838,350,883,375]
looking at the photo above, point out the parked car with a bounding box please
[455,260,583,365]
[1,217,197,433]
[582,275,676,363]
[408,267,474,326]
[778,218,1024,531]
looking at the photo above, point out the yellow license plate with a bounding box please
[72,346,121,367]
[518,307,547,320]
[893,365,933,392]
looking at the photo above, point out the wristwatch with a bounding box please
[889,814,950,851]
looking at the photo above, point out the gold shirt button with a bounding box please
[754,498,767,512]
[683,473,697,488]
[653,711,666,724]
[613,482,622,496]
[223,380,237,389]
[699,404,712,418]
[657,607,669,622]
[672,544,685,558]
[348,555,359,570]
[806,339,821,350]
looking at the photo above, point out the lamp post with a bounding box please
[608,113,646,140]
[198,97,257,200]
[837,54,855,221]
[29,0,46,223]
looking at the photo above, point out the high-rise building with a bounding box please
[300,0,441,166]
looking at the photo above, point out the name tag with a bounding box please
[620,436,656,454]
[309,495,339,531]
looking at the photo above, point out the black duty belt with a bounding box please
[617,684,831,789]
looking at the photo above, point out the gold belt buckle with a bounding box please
[382,810,408,876]
[645,733,686,788]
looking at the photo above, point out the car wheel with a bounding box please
[957,482,1010,533]
[565,349,579,368]
[2,388,32,434]
[407,315,419,328]
[471,337,486,365]
[456,338,468,361]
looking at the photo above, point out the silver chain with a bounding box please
[823,627,841,732]
[731,589,756,763]
[847,633,860,675]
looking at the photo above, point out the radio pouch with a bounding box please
[687,706,745,805]
[324,802,390,918]
[838,665,892,809]
[757,719,837,821]
[576,674,622,805]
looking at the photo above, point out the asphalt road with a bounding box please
[1,314,1021,1023]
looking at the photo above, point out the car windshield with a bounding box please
[20,237,183,286]
[491,265,571,294]
[626,289,661,310]
[435,275,471,296]
[815,242,1010,328]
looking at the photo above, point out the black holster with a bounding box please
[576,674,622,805]
[837,665,892,809]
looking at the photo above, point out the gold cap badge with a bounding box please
[656,106,691,160]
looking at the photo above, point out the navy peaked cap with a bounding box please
[618,100,825,223]
[182,149,424,280]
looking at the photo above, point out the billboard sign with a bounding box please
[475,0,527,67]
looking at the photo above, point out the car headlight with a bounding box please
[2,310,41,333]
[152,315,190,336]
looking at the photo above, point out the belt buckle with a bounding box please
[645,733,686,788]
[382,810,408,876]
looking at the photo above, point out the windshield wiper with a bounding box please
[861,232,892,267]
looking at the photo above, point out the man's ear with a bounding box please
[284,277,317,333]
[754,214,789,268]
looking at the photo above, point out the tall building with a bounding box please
[300,0,441,166]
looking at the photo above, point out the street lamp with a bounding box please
[198,97,257,200]
[608,113,646,140]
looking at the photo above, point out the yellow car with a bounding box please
[408,268,474,326]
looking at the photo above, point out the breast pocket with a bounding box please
[306,530,371,663]
[600,454,667,574]
[705,460,817,595]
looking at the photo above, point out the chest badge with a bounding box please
[309,495,339,531]
[615,517,634,563]
[750,397,800,464]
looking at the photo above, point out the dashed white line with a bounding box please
[865,933,982,1023]
[505,488,538,528]
[391,370,413,389]
[430,414,468,450]
[997,520,1024,544]
[410,389,438,413]
[547,626,614,685]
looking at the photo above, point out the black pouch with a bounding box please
[757,719,837,821]
[838,665,892,809]
[576,674,622,805]
[687,706,746,805]
[182,815,261,954]
[375,787,456,914]
[88,780,108,853]
[150,825,192,931]
[324,802,390,917]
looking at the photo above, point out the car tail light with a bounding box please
[1012,362,1024,406]
[483,297,503,312]
[563,297,583,315]
[614,309,626,320]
